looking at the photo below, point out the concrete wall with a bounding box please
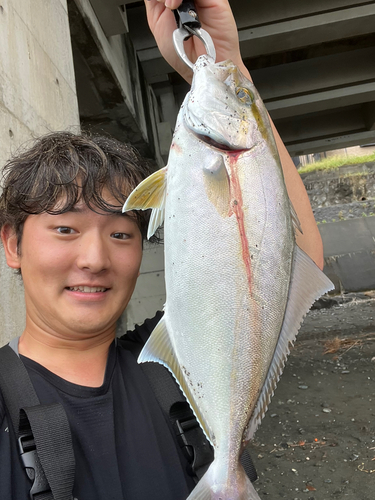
[125,241,166,330]
[320,218,375,293]
[302,163,375,209]
[302,163,375,293]
[0,0,80,346]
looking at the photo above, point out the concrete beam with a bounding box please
[238,4,375,58]
[153,83,179,126]
[286,131,375,156]
[278,103,368,141]
[365,101,375,131]
[89,0,128,37]
[130,46,174,85]
[252,47,375,101]
[230,0,371,29]
[267,82,375,120]
[274,98,375,155]
[157,122,173,161]
[126,3,156,52]
[69,0,164,161]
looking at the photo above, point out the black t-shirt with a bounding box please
[0,314,195,500]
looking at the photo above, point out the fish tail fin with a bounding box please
[187,460,261,500]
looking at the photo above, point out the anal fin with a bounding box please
[139,316,213,444]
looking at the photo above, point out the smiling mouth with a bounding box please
[66,286,109,293]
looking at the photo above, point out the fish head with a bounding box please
[184,55,276,154]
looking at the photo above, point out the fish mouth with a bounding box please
[195,133,233,151]
[193,131,249,154]
[184,108,250,153]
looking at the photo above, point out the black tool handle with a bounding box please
[174,0,201,31]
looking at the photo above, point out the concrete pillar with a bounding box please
[0,0,80,346]
[126,240,166,330]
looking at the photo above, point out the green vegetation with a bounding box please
[298,153,375,175]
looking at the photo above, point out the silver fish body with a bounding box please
[124,55,333,500]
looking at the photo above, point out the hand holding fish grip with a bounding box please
[173,0,216,70]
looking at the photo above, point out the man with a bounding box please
[0,1,324,499]
[0,133,197,499]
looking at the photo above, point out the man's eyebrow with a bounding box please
[67,206,129,217]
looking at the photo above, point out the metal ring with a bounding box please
[173,27,216,70]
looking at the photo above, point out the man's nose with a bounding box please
[76,231,111,273]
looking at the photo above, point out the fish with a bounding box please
[123,55,333,500]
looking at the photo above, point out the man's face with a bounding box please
[7,198,143,341]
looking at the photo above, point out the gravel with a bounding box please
[247,293,375,500]
[313,199,375,224]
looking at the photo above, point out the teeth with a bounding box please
[68,286,107,293]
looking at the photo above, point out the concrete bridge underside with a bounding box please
[70,0,375,159]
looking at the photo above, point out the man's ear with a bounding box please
[1,225,21,269]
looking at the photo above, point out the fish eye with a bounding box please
[235,87,254,105]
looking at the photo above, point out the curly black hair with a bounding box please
[0,131,157,252]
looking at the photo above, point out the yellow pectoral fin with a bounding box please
[122,167,167,238]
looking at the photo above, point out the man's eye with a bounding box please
[56,227,74,234]
[111,232,130,240]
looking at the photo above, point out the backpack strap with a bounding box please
[0,344,75,500]
[123,334,257,483]
[140,361,214,481]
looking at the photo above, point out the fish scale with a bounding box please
[123,55,333,500]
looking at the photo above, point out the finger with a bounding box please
[164,0,182,9]
[144,0,177,37]
[146,0,182,10]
